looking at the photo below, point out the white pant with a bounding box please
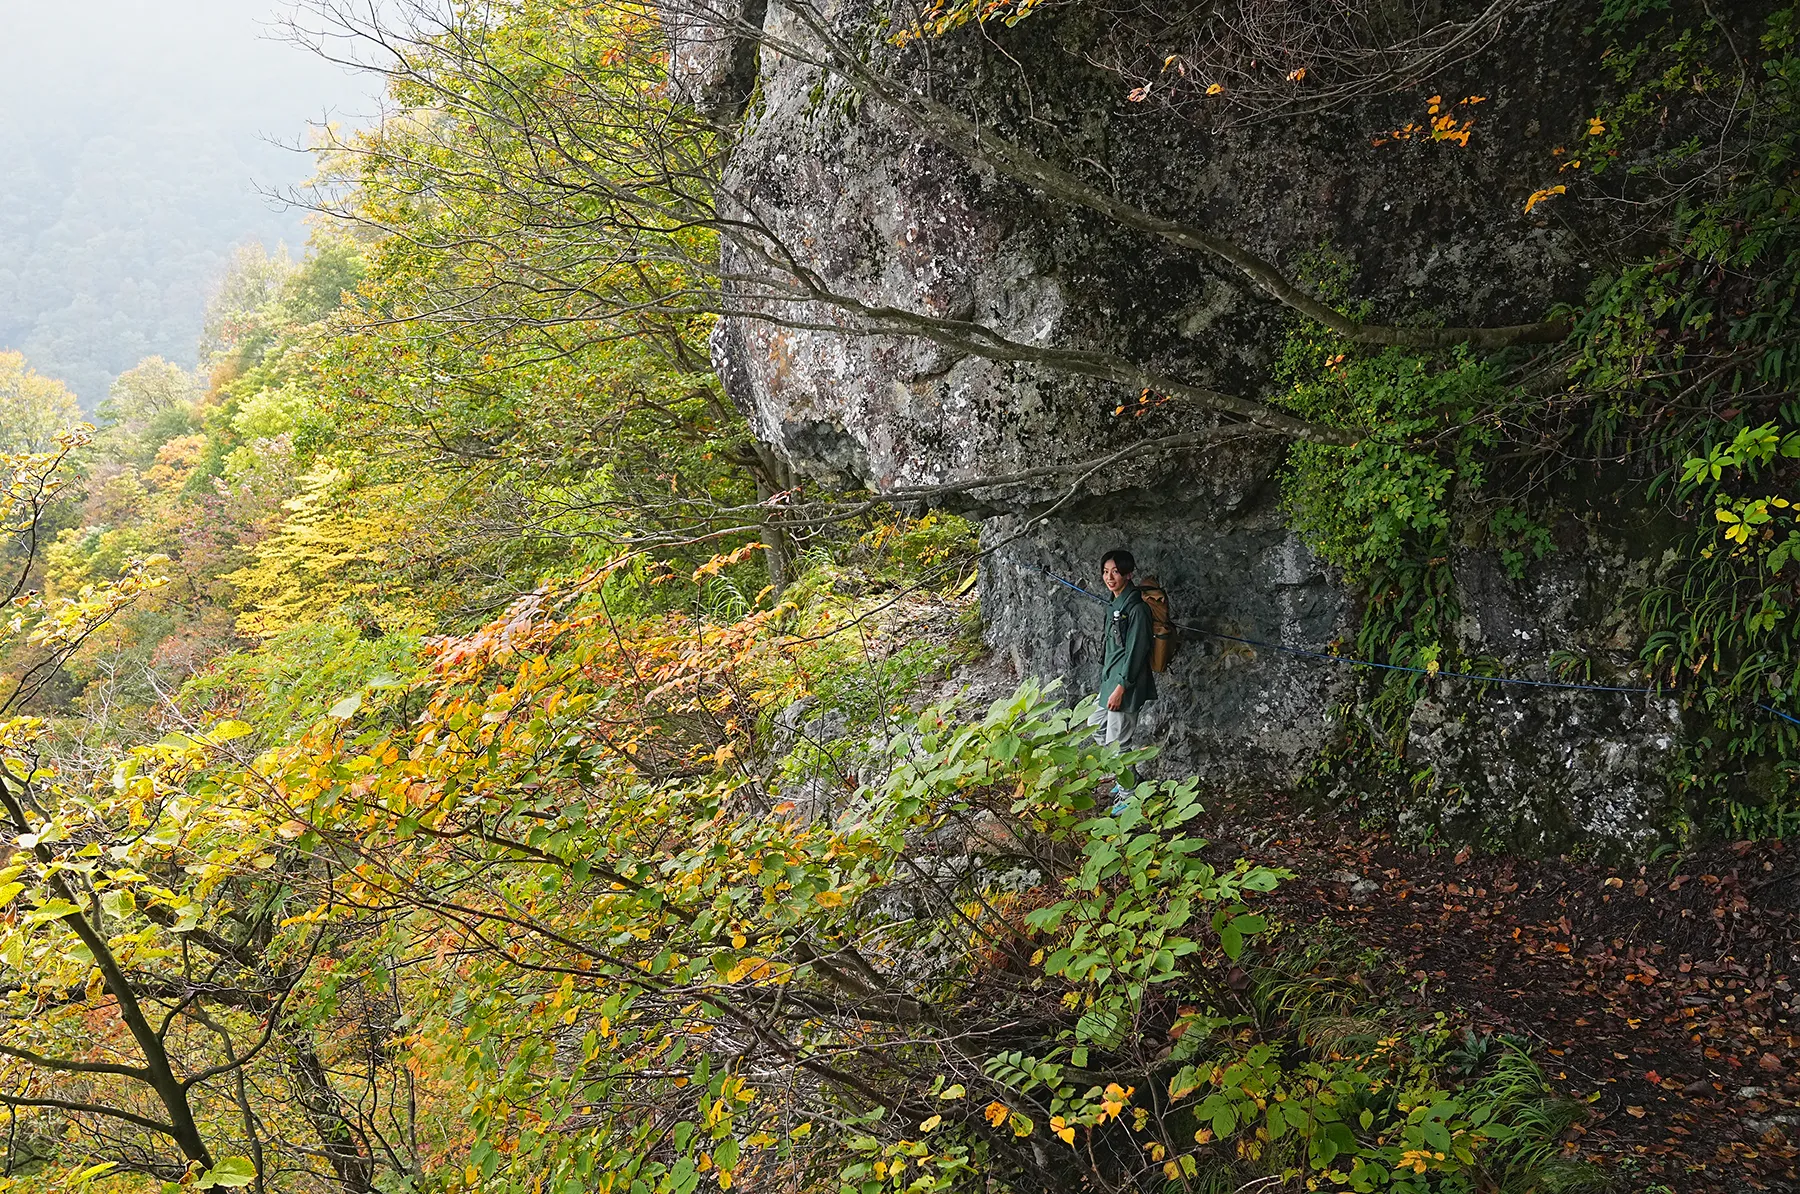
[1088,705,1137,745]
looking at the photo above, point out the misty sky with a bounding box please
[0,0,378,404]
[1,0,369,131]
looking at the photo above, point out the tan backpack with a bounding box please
[1136,575,1179,672]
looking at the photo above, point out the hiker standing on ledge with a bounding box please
[1091,549,1157,765]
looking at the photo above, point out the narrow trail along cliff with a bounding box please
[1213,790,1800,1189]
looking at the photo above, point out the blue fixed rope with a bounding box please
[1024,561,1800,724]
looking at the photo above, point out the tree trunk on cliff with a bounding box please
[288,1039,376,1193]
[748,443,795,595]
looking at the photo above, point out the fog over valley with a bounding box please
[0,0,372,405]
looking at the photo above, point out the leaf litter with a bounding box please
[1210,793,1800,1190]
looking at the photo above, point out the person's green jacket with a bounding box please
[1099,584,1157,715]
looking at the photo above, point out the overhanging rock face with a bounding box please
[981,471,1354,791]
[703,0,1687,849]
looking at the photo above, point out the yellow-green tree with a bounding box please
[221,467,424,639]
[93,358,199,469]
[0,356,81,455]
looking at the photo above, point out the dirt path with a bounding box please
[1213,794,1800,1192]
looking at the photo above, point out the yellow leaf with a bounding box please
[920,1114,942,1132]
[1588,117,1607,135]
[939,1084,965,1100]
[1099,1082,1134,1121]
[984,1101,1010,1127]
[1205,83,1223,96]
[725,956,773,983]
[812,889,845,908]
[1523,184,1566,213]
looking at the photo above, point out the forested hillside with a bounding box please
[0,0,367,405]
[0,1,1797,1192]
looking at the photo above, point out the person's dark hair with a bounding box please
[1101,548,1136,576]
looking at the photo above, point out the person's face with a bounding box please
[1102,559,1129,595]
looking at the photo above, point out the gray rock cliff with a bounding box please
[700,0,1691,850]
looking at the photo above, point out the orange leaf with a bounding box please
[1523,185,1566,214]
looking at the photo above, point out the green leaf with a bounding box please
[1076,1005,1125,1048]
[328,694,364,719]
[1219,924,1243,959]
[1240,867,1285,892]
[195,1157,257,1189]
[24,898,82,926]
